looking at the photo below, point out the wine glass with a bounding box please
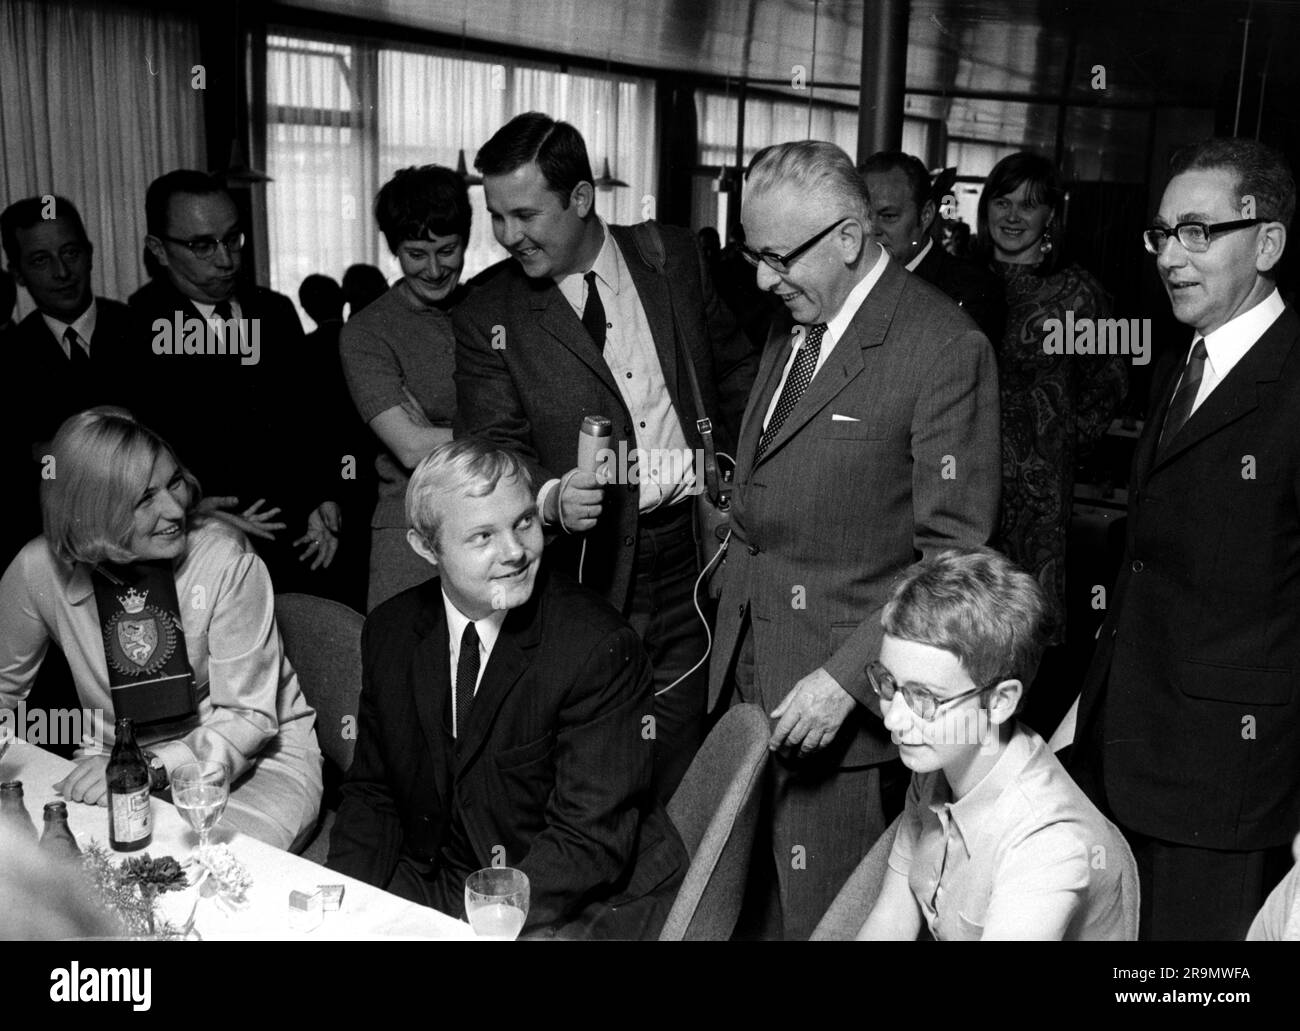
[171,761,229,850]
[464,867,529,940]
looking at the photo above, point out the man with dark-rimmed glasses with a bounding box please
[127,170,346,598]
[708,140,1001,940]
[1071,136,1300,940]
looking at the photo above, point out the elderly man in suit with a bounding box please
[127,170,342,595]
[454,112,756,801]
[710,141,1001,940]
[1070,137,1300,940]
[861,151,1005,344]
[0,195,132,561]
[327,438,688,938]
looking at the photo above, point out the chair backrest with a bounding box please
[273,592,364,775]
[659,703,770,941]
[810,813,902,941]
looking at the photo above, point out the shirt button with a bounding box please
[748,544,760,555]
[1131,559,1144,573]
[625,371,633,379]
[639,421,646,429]
[624,535,634,546]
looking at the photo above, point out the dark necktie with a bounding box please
[581,271,607,352]
[1159,338,1208,448]
[213,300,234,352]
[64,327,88,365]
[455,622,480,738]
[756,323,828,460]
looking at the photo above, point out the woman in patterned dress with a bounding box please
[977,153,1128,645]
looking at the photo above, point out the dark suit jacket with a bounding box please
[2,298,133,562]
[453,222,757,612]
[327,566,688,938]
[1072,304,1300,852]
[911,241,1006,346]
[708,256,1002,768]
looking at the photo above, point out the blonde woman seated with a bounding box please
[0,408,322,852]
[858,547,1136,941]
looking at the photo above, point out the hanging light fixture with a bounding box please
[456,20,482,186]
[594,54,628,191]
[214,139,272,186]
[594,157,628,190]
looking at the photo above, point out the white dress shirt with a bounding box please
[904,237,934,273]
[443,591,508,736]
[762,243,890,431]
[1186,288,1285,415]
[193,296,246,350]
[41,300,98,359]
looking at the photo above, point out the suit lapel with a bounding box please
[735,316,794,481]
[750,259,901,467]
[408,599,454,799]
[526,275,621,403]
[453,581,545,776]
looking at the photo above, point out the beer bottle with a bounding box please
[0,780,37,840]
[40,800,82,859]
[107,717,151,851]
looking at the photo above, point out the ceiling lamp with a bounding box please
[456,148,483,186]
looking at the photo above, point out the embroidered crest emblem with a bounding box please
[104,589,177,677]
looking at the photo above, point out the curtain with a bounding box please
[266,30,658,316]
[0,0,204,315]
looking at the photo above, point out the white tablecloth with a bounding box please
[1,739,474,940]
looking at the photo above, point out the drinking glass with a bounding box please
[171,761,229,849]
[464,867,529,940]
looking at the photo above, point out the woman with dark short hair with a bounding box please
[339,165,471,611]
[977,153,1128,656]
[0,408,323,852]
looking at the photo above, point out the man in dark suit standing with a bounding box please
[1071,137,1300,940]
[0,195,132,560]
[710,141,1002,939]
[127,171,342,595]
[862,151,1005,344]
[327,438,687,938]
[454,113,756,801]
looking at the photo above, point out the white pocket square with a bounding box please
[831,414,860,422]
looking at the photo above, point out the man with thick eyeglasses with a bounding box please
[0,195,134,564]
[1071,137,1300,941]
[126,170,347,599]
[856,547,1135,941]
[708,141,1001,940]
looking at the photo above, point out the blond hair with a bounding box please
[406,438,533,549]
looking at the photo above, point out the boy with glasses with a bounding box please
[858,547,1135,940]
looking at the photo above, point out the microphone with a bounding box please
[576,415,612,480]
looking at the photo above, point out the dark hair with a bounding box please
[861,151,933,214]
[475,112,594,203]
[145,170,231,238]
[0,268,15,320]
[374,165,471,253]
[1,195,90,269]
[976,151,1065,272]
[342,263,389,314]
[298,273,344,323]
[1168,137,1296,230]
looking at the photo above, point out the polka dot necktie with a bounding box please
[756,323,827,460]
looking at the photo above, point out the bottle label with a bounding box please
[111,786,152,843]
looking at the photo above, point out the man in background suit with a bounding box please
[327,439,687,938]
[1071,137,1300,940]
[710,141,1001,939]
[454,113,756,801]
[862,151,1005,344]
[0,195,132,562]
[127,170,342,596]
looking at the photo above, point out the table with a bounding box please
[1,739,474,940]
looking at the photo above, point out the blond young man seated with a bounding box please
[858,547,1136,941]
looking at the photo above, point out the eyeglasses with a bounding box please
[866,660,992,722]
[741,218,849,273]
[1142,219,1263,255]
[158,230,245,261]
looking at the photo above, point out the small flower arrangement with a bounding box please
[82,844,190,937]
[185,844,252,912]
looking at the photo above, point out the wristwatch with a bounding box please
[142,750,169,792]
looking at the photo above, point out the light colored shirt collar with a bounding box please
[192,297,241,320]
[1196,286,1285,380]
[904,237,934,273]
[42,299,98,358]
[825,243,889,346]
[927,723,1036,850]
[442,589,508,665]
[556,218,619,304]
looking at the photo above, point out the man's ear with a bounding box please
[918,199,937,236]
[1256,222,1287,273]
[145,235,169,269]
[571,181,595,219]
[407,528,440,568]
[837,217,868,265]
[987,678,1023,726]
